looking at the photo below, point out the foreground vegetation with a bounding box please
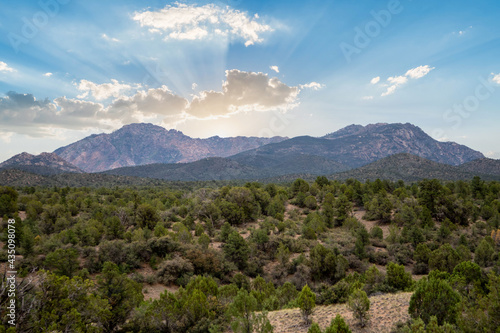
[0,176,499,332]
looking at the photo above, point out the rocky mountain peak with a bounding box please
[54,123,288,172]
[0,152,83,174]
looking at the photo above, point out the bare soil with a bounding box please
[267,292,412,333]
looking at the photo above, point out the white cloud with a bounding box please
[133,3,273,46]
[43,72,53,77]
[362,96,374,100]
[101,33,120,42]
[299,82,325,90]
[492,73,500,84]
[2,69,318,134]
[0,92,107,135]
[387,75,408,85]
[187,69,300,118]
[270,65,279,73]
[107,86,188,121]
[405,65,435,79]
[370,76,380,84]
[380,65,434,97]
[381,85,398,97]
[192,83,198,90]
[454,26,472,37]
[76,79,138,101]
[0,61,15,73]
[485,151,500,159]
[0,132,13,143]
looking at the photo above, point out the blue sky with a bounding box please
[0,0,499,163]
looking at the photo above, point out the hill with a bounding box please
[329,153,499,182]
[104,154,350,181]
[0,152,83,175]
[103,157,262,181]
[0,168,170,187]
[54,123,287,172]
[457,157,500,176]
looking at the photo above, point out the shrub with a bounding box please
[369,226,383,240]
[429,244,461,273]
[156,255,194,285]
[307,323,321,333]
[386,262,413,291]
[474,238,494,267]
[44,247,79,277]
[325,314,352,333]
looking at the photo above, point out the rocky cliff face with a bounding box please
[0,152,83,174]
[54,123,287,172]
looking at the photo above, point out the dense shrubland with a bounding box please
[0,176,499,332]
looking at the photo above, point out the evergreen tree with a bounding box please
[348,289,370,327]
[325,314,351,333]
[409,276,461,325]
[297,284,316,324]
[97,262,143,332]
[224,231,250,269]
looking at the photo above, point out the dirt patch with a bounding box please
[267,292,412,333]
[210,241,223,249]
[353,210,390,239]
[143,283,179,301]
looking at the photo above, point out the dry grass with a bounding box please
[143,283,178,300]
[267,292,412,333]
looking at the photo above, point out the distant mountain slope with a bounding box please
[329,153,499,182]
[0,152,83,175]
[229,152,350,174]
[104,153,351,181]
[0,169,51,186]
[458,158,500,176]
[0,168,173,187]
[232,123,483,168]
[103,157,260,181]
[54,123,287,172]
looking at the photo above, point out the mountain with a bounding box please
[231,123,484,168]
[0,152,83,175]
[329,153,500,182]
[457,158,500,176]
[54,123,287,172]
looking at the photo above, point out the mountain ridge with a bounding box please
[329,153,500,182]
[231,122,483,168]
[2,122,487,178]
[0,152,83,175]
[54,123,288,172]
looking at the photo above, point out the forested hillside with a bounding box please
[0,176,499,332]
